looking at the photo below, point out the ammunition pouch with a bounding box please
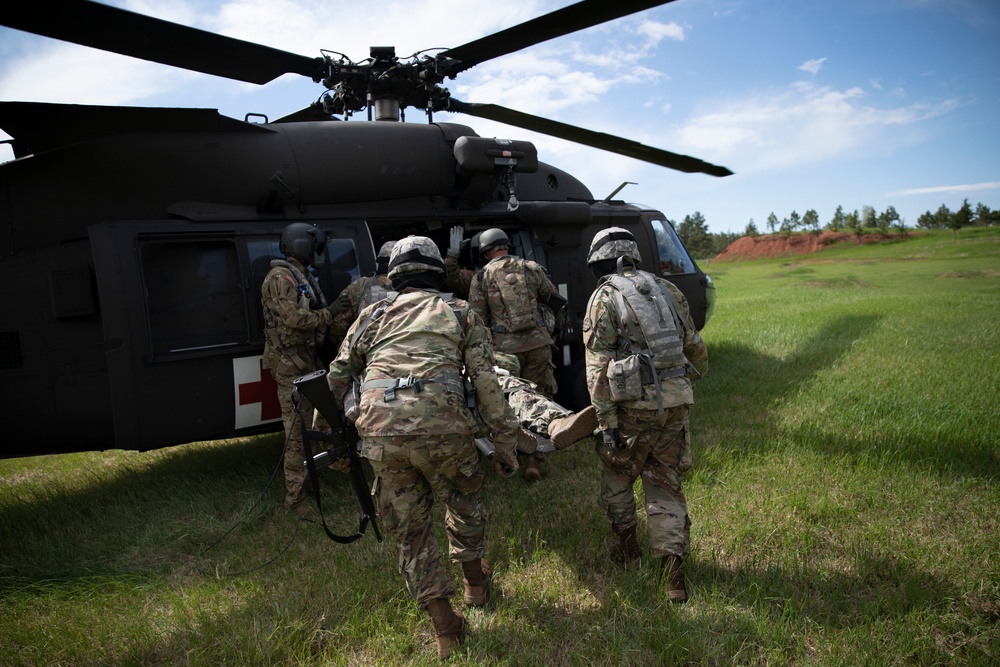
[608,354,687,405]
[608,354,646,403]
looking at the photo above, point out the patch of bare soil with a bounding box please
[713,231,910,262]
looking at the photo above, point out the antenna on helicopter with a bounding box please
[603,182,638,203]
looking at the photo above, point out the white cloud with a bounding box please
[889,181,1000,196]
[798,57,827,75]
[636,20,685,43]
[670,82,960,171]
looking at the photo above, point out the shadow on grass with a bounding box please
[0,433,363,583]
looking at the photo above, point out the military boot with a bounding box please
[610,525,641,566]
[524,454,541,482]
[462,558,492,607]
[547,405,599,449]
[426,598,465,659]
[661,555,688,603]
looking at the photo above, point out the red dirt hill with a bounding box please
[713,231,909,262]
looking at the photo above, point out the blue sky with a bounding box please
[1,0,997,234]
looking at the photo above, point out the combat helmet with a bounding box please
[387,235,446,280]
[479,228,510,259]
[586,227,642,266]
[375,240,396,275]
[280,222,328,267]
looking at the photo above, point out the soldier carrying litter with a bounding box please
[326,235,522,659]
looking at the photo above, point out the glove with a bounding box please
[448,226,463,256]
[492,453,518,478]
[326,292,352,318]
[491,432,519,478]
[329,455,351,474]
[602,428,626,452]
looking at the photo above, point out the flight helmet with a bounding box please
[280,222,328,267]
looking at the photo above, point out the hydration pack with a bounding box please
[601,268,690,412]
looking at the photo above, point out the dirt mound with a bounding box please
[713,231,904,262]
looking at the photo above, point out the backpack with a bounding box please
[482,257,539,333]
[601,269,690,412]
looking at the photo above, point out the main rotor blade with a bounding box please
[439,0,676,74]
[448,100,733,177]
[0,1,323,84]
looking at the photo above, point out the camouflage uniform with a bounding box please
[261,257,333,510]
[328,273,392,342]
[443,252,474,300]
[583,267,708,560]
[327,251,520,610]
[469,254,558,397]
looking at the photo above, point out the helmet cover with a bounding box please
[586,227,641,266]
[387,235,446,280]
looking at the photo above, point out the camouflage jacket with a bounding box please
[327,287,520,455]
[443,252,474,300]
[583,269,708,431]
[328,273,392,342]
[468,254,555,354]
[261,258,332,375]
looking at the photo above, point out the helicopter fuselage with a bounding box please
[0,104,714,457]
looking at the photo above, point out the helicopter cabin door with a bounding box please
[88,220,364,451]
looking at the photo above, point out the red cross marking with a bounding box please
[238,359,281,421]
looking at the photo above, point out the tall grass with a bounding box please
[2,228,997,666]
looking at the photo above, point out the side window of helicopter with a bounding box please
[245,237,360,343]
[650,219,696,276]
[139,239,246,357]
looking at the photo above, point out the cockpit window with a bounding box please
[650,219,696,275]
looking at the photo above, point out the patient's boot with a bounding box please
[548,405,598,449]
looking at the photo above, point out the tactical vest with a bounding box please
[480,256,540,334]
[262,259,328,372]
[343,290,470,420]
[358,276,389,314]
[601,269,690,412]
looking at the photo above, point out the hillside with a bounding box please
[713,230,913,262]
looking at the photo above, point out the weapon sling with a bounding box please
[294,370,383,544]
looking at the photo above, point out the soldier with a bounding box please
[328,240,396,343]
[468,228,565,481]
[326,236,521,660]
[261,222,351,514]
[582,227,708,603]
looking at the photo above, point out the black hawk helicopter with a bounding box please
[0,0,730,458]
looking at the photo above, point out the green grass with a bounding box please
[2,228,998,665]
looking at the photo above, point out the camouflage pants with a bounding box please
[273,367,328,508]
[363,433,487,609]
[504,377,570,436]
[595,404,693,559]
[515,346,557,398]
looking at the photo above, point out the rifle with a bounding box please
[293,369,382,544]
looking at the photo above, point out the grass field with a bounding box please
[2,228,997,666]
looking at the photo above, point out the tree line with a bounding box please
[675,199,1000,259]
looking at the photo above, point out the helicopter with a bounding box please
[0,0,731,458]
